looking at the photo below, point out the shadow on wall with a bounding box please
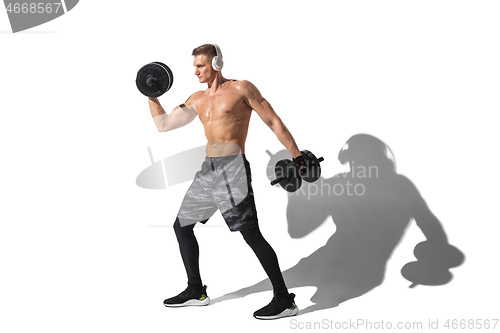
[212,133,465,315]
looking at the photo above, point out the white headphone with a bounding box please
[212,44,224,71]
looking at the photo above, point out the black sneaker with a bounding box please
[163,284,210,307]
[253,292,299,320]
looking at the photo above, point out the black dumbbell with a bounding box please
[270,150,324,192]
[271,159,302,192]
[136,62,174,97]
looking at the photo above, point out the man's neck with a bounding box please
[206,72,228,93]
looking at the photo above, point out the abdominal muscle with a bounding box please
[198,101,252,157]
[203,117,250,157]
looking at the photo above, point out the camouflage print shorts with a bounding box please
[177,154,258,231]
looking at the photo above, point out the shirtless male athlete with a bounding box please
[148,44,303,320]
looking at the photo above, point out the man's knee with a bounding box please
[173,216,180,229]
[173,217,195,239]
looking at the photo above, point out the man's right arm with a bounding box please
[149,97,198,132]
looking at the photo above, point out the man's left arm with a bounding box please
[243,81,302,159]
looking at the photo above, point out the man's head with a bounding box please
[192,44,223,84]
[192,44,217,60]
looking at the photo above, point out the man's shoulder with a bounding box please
[232,79,253,88]
[185,90,205,104]
[191,90,205,98]
[230,79,257,93]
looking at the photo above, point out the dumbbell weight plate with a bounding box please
[151,62,174,91]
[274,159,302,192]
[136,62,173,97]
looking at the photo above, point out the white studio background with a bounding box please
[1,1,499,332]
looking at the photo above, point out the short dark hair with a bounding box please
[192,44,216,58]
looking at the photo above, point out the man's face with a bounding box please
[193,54,215,84]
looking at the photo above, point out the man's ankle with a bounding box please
[276,292,291,299]
[188,282,203,290]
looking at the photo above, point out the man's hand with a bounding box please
[294,151,324,181]
[293,154,305,169]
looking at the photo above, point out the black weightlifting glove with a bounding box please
[293,154,306,176]
[293,154,305,167]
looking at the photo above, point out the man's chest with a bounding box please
[195,91,249,119]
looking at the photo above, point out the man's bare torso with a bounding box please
[189,80,252,157]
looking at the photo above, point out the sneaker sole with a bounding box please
[164,296,210,308]
[254,306,299,320]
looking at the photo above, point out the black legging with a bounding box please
[173,217,289,297]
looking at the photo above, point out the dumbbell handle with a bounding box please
[146,74,158,87]
[270,176,287,186]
